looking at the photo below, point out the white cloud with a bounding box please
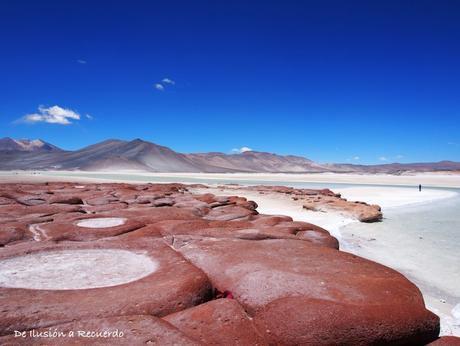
[232,146,252,153]
[77,59,87,64]
[353,156,360,160]
[395,154,404,159]
[85,114,93,120]
[379,156,388,161]
[162,78,175,85]
[18,105,81,125]
[154,78,175,92]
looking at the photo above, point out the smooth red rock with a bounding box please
[0,182,441,344]
[164,299,267,346]
[204,205,257,221]
[429,336,460,345]
[0,239,212,336]
[255,296,438,345]
[36,218,145,241]
[82,202,129,213]
[104,206,202,224]
[0,224,25,245]
[117,224,164,240]
[251,215,294,226]
[0,315,201,345]
[175,237,439,344]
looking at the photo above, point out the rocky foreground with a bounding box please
[0,182,456,345]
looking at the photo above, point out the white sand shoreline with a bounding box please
[336,186,459,210]
[2,170,460,188]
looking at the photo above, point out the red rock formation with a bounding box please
[0,239,212,336]
[217,184,384,222]
[0,315,201,345]
[164,299,267,345]
[0,182,440,344]
[429,336,460,345]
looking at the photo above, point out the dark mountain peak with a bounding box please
[127,138,164,148]
[125,138,179,154]
[130,138,146,144]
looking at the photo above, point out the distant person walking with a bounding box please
[419,184,422,192]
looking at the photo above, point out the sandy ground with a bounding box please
[335,186,458,209]
[2,170,460,188]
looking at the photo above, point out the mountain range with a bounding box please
[1,137,459,174]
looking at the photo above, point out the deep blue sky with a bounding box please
[1,0,459,164]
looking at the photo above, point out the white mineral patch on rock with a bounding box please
[0,249,158,290]
[76,217,127,228]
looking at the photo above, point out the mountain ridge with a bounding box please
[1,137,459,174]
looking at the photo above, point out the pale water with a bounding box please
[341,192,460,303]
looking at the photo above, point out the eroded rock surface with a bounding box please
[0,315,201,345]
[212,184,383,222]
[429,336,460,345]
[0,239,211,336]
[165,298,267,345]
[0,182,439,344]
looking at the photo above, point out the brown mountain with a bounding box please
[333,161,460,174]
[0,138,202,172]
[188,151,332,173]
[1,137,459,173]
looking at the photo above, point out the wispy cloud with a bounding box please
[154,77,175,91]
[162,78,175,85]
[379,156,388,162]
[77,59,87,64]
[16,105,81,125]
[395,154,404,159]
[232,146,252,153]
[345,156,360,162]
[448,141,459,146]
[85,114,93,120]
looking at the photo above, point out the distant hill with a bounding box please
[187,151,332,173]
[1,137,459,174]
[332,161,460,174]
